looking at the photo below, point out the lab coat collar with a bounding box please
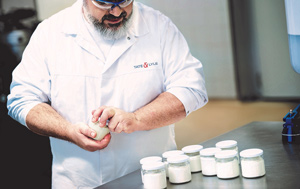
[61,0,83,36]
[129,2,149,38]
[61,1,149,64]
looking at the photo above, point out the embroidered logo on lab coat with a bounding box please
[134,62,158,69]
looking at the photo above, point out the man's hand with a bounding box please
[68,122,111,152]
[91,106,140,133]
[90,93,186,133]
[26,103,112,152]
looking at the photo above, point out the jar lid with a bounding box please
[167,155,189,163]
[182,145,203,153]
[215,150,237,159]
[200,147,222,156]
[215,140,237,148]
[162,150,184,158]
[142,162,165,171]
[140,156,162,165]
[240,148,263,158]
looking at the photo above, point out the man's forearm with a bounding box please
[133,92,186,131]
[91,92,187,133]
[26,103,72,141]
[26,103,112,151]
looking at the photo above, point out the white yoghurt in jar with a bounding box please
[240,148,266,178]
[215,150,240,179]
[162,150,184,177]
[200,147,222,176]
[216,140,238,151]
[140,156,163,183]
[216,140,239,163]
[167,155,191,184]
[182,145,203,173]
[88,118,110,141]
[142,162,167,189]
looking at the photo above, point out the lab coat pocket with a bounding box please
[101,68,165,112]
[50,74,102,122]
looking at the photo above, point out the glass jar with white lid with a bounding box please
[142,162,167,189]
[200,147,222,176]
[215,150,240,179]
[88,117,110,141]
[216,140,239,162]
[162,150,184,177]
[240,148,266,178]
[215,140,238,151]
[140,156,162,183]
[167,155,192,184]
[182,145,203,173]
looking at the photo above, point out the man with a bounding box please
[7,0,208,188]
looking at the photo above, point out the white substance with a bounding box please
[240,148,266,178]
[189,155,202,172]
[201,157,217,176]
[143,172,167,189]
[162,150,184,177]
[168,165,191,184]
[140,156,162,183]
[142,162,166,188]
[216,141,240,163]
[216,158,239,179]
[88,119,110,141]
[241,158,265,178]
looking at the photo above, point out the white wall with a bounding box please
[2,0,35,11]
[1,0,76,20]
[36,0,76,20]
[251,0,300,99]
[137,0,237,99]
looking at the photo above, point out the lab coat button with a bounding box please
[127,37,131,40]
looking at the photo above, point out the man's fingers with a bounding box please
[79,122,97,138]
[97,133,111,149]
[114,123,123,133]
[107,117,119,132]
[92,106,115,127]
[78,123,111,151]
[99,108,115,127]
[92,106,107,122]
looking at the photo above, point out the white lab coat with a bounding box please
[7,1,208,188]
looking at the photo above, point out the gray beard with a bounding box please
[83,4,133,40]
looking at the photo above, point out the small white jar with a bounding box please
[215,150,240,179]
[200,147,222,176]
[216,140,238,151]
[88,117,110,141]
[216,140,239,162]
[240,148,266,178]
[182,145,203,173]
[142,162,167,189]
[140,156,162,183]
[162,150,184,177]
[167,155,192,184]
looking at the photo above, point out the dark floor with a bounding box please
[0,105,52,188]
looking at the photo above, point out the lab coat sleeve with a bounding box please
[161,18,208,116]
[7,22,51,127]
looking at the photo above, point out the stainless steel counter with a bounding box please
[96,121,300,189]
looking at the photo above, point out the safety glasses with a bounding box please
[91,0,133,10]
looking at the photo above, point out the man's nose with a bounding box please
[109,6,122,17]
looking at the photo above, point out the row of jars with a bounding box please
[140,140,266,189]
